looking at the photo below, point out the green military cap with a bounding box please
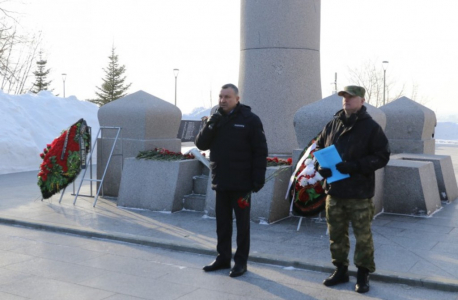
[337,85,365,98]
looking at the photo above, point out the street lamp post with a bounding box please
[173,69,179,106]
[382,61,389,106]
[62,73,67,98]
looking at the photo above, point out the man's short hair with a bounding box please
[222,83,239,96]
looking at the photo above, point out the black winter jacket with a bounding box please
[195,103,268,192]
[316,106,390,199]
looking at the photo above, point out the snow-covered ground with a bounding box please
[0,92,456,175]
[0,91,99,175]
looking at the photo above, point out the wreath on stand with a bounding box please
[37,119,91,199]
[288,137,327,217]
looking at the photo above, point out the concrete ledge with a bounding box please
[118,158,201,212]
[384,160,441,215]
[391,153,458,201]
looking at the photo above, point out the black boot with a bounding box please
[355,267,370,293]
[323,264,349,286]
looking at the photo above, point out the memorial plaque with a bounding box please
[177,120,203,142]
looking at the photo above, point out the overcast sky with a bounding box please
[6,0,458,117]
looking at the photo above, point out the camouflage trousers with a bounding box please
[326,195,376,272]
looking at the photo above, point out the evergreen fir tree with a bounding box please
[31,51,52,93]
[90,46,131,106]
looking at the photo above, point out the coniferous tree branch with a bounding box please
[90,46,131,106]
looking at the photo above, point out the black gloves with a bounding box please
[207,112,222,129]
[336,161,360,174]
[317,167,332,179]
[252,182,264,193]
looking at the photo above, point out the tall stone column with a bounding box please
[239,0,322,154]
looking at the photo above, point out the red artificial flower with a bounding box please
[40,153,45,159]
[298,188,310,202]
[287,158,292,165]
[314,183,324,194]
[237,197,250,209]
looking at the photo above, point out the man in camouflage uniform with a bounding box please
[315,85,390,293]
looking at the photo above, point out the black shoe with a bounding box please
[323,264,349,286]
[355,267,370,293]
[203,260,231,272]
[229,264,247,278]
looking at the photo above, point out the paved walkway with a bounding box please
[1,144,458,292]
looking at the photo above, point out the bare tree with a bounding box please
[346,59,404,107]
[0,3,41,94]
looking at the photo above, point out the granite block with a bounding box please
[383,159,441,216]
[183,194,206,211]
[192,175,208,195]
[251,166,292,223]
[117,158,201,212]
[388,138,435,155]
[391,153,458,201]
[96,137,181,197]
[380,96,436,155]
[98,90,181,140]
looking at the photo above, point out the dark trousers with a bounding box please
[215,190,251,266]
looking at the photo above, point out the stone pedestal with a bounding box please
[391,154,458,202]
[205,166,292,224]
[380,97,436,154]
[383,159,441,216]
[117,158,202,212]
[97,91,181,197]
[239,0,322,154]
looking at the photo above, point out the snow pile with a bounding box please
[0,90,99,175]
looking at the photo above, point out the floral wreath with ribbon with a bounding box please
[37,119,91,199]
[286,136,327,216]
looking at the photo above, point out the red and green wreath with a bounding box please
[289,138,326,216]
[37,119,91,199]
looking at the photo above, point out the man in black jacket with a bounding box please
[195,83,268,278]
[315,85,390,293]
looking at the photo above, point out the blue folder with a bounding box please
[313,145,350,183]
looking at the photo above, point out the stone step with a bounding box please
[202,167,210,176]
[193,175,209,195]
[183,194,206,211]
